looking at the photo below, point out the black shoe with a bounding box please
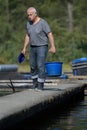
[35,82,44,91]
[31,78,38,89]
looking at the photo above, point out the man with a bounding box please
[22,7,56,90]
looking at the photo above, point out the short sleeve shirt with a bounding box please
[26,18,51,46]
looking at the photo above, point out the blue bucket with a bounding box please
[45,62,63,76]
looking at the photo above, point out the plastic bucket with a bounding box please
[45,62,63,76]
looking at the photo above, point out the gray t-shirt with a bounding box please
[26,18,51,46]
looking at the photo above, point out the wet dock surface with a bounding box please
[0,80,85,130]
[0,71,86,129]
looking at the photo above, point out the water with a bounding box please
[45,96,87,130]
[9,91,87,130]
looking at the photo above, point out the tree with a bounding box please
[67,0,73,32]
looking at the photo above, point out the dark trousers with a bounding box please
[29,45,48,83]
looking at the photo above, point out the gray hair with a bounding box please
[27,7,37,14]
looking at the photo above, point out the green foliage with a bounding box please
[0,0,87,65]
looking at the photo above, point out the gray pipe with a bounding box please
[0,64,18,72]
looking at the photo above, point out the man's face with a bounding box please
[27,9,36,21]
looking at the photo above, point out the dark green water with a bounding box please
[42,95,87,130]
[8,91,87,130]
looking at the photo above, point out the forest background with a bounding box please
[0,0,87,71]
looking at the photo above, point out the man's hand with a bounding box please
[49,46,56,54]
[22,48,26,55]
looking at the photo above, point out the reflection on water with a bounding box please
[9,91,87,130]
[47,95,87,130]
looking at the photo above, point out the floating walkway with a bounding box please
[0,81,85,129]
